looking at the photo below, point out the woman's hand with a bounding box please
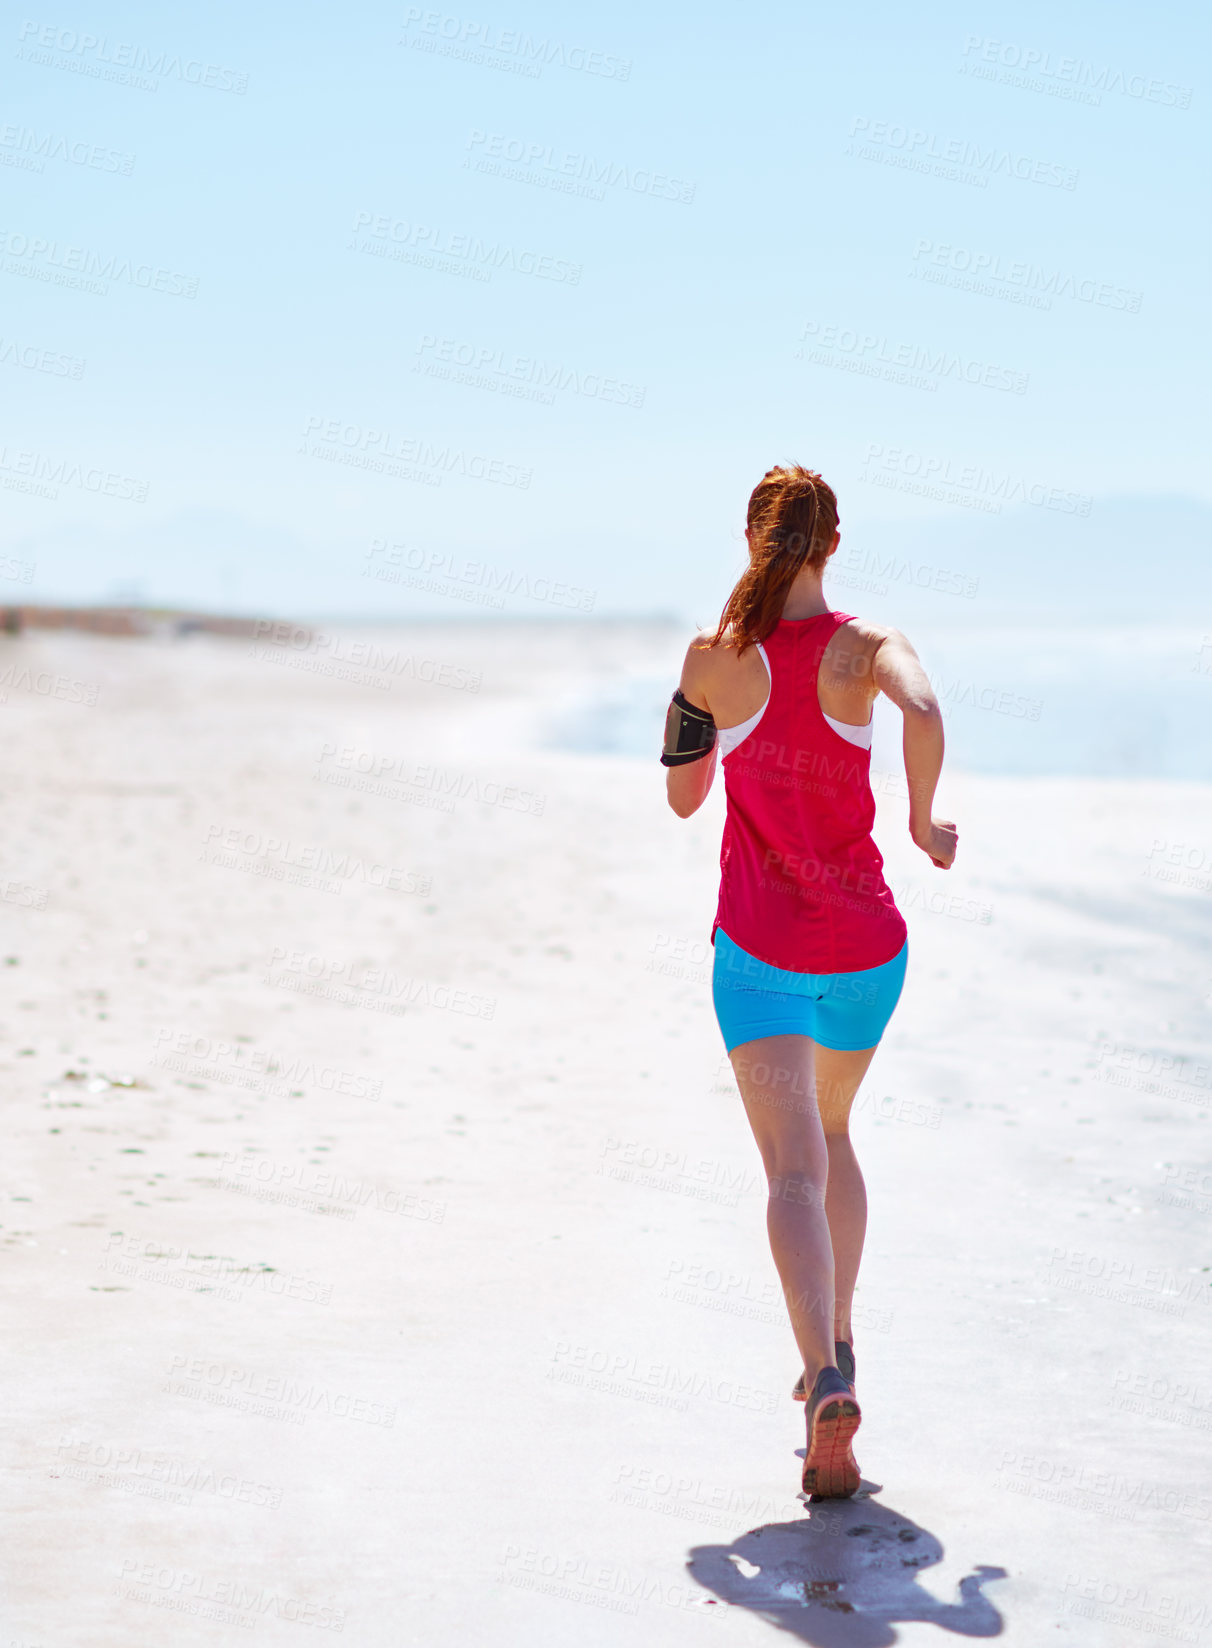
[911,817,958,870]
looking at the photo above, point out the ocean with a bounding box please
[536,622,1212,781]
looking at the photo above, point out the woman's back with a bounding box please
[709,612,907,975]
[698,611,884,735]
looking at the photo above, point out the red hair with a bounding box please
[709,465,839,655]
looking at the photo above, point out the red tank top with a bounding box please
[712,612,907,974]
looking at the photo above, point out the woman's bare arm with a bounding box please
[872,629,957,869]
[664,634,719,818]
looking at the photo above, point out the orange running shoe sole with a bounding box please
[801,1393,862,1499]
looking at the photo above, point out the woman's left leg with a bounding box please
[728,1033,837,1386]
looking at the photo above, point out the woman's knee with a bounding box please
[749,1115,828,1188]
[768,1174,827,1217]
[765,1159,828,1210]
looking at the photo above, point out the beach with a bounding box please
[4,617,1211,1645]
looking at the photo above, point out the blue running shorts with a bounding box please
[712,927,908,1054]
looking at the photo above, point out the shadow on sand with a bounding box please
[687,1492,1007,1644]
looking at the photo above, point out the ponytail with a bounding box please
[709,466,839,655]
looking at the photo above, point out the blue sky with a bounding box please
[4,0,1209,624]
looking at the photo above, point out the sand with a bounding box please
[3,618,1210,1645]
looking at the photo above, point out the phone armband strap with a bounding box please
[661,689,716,766]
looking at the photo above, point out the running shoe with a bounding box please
[800,1365,862,1499]
[793,1340,855,1401]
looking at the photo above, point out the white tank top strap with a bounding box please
[716,640,873,756]
[822,710,873,749]
[716,641,771,758]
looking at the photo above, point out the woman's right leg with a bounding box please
[809,943,907,1355]
[814,1044,880,1347]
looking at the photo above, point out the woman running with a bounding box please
[662,465,956,1499]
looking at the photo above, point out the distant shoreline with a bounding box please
[0,605,687,639]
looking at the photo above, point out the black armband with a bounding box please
[661,689,717,766]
